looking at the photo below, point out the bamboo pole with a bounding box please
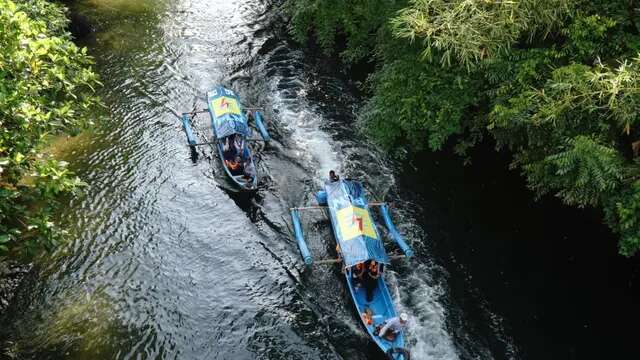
[291,201,387,211]
[313,254,406,265]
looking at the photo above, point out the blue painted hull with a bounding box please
[299,180,410,359]
[344,266,407,360]
[207,86,258,192]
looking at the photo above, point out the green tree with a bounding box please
[284,0,640,255]
[392,0,571,68]
[285,0,407,62]
[0,0,100,257]
[361,49,479,152]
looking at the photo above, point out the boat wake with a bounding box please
[248,29,467,358]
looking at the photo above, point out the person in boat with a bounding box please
[245,110,254,122]
[376,313,409,341]
[223,134,237,160]
[233,134,245,156]
[329,170,339,182]
[364,260,382,302]
[362,307,374,326]
[233,136,255,181]
[243,155,256,181]
[225,155,243,175]
[352,262,366,285]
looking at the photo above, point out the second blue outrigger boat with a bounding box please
[180,86,270,191]
[290,175,414,360]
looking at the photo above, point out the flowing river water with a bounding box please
[1,0,639,359]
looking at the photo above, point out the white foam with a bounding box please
[385,270,459,360]
[268,73,461,359]
[269,78,340,184]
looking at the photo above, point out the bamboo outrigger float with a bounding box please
[290,175,414,360]
[179,86,270,191]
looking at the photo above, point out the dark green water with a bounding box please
[1,1,638,359]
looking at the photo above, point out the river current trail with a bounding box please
[1,0,532,359]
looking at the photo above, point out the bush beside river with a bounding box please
[0,0,100,261]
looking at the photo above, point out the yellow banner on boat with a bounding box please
[211,96,241,117]
[337,206,377,241]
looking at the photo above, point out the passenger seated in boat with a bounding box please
[329,170,339,182]
[234,140,254,181]
[364,260,382,302]
[233,135,244,156]
[352,262,366,285]
[225,155,243,175]
[243,157,256,181]
[361,307,374,326]
[375,313,408,341]
[223,134,237,160]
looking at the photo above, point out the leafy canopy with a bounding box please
[392,0,571,68]
[285,0,640,256]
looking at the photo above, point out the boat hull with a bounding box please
[206,86,258,192]
[344,269,407,360]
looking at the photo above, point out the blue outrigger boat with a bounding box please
[180,86,270,191]
[290,176,414,360]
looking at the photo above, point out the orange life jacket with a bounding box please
[362,311,373,325]
[225,159,240,170]
[368,262,379,276]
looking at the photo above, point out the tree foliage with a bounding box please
[392,0,571,68]
[0,0,100,257]
[360,48,478,152]
[285,0,640,256]
[284,0,406,62]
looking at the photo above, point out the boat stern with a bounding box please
[344,270,410,359]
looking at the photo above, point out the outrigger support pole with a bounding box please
[186,138,265,147]
[181,113,197,147]
[291,202,386,211]
[253,111,271,141]
[189,140,217,146]
[290,208,313,266]
[379,204,414,258]
[313,254,407,265]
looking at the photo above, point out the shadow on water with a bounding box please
[400,142,640,359]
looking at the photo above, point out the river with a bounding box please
[1,0,638,359]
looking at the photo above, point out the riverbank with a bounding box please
[0,0,100,332]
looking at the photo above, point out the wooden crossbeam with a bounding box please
[291,201,387,211]
[188,138,265,146]
[313,254,406,265]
